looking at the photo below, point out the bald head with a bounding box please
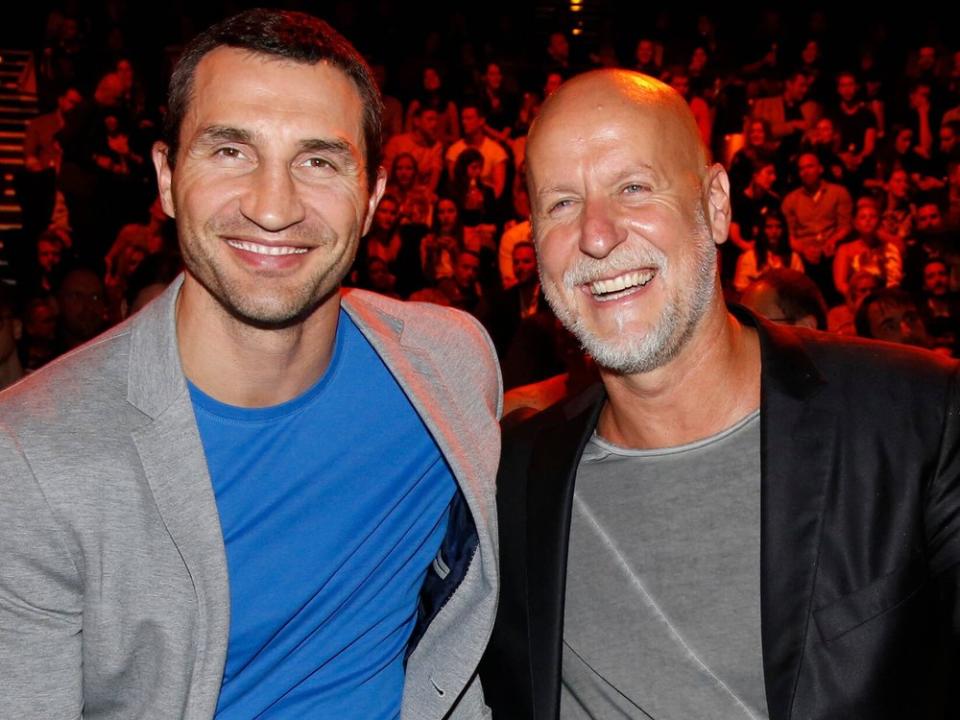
[530,70,708,182]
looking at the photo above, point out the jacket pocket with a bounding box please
[813,563,925,642]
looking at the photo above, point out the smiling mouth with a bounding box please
[588,269,656,301]
[226,239,309,256]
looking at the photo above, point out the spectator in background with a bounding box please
[782,151,853,302]
[827,270,881,335]
[855,287,931,348]
[383,106,443,195]
[405,66,460,146]
[733,209,803,293]
[55,265,107,353]
[740,268,828,329]
[446,102,509,200]
[832,198,902,298]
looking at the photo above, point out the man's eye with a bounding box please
[215,146,244,159]
[306,157,336,171]
[549,199,573,213]
[623,183,650,194]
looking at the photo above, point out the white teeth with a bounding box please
[227,240,308,256]
[589,270,655,297]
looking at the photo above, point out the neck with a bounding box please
[597,302,761,450]
[176,277,340,408]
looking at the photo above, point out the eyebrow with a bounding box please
[193,126,360,168]
[297,138,360,169]
[194,125,253,145]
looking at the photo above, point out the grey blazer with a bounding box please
[0,277,501,719]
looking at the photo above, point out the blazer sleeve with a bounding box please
[925,362,960,576]
[0,430,84,718]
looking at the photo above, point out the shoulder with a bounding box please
[0,321,133,431]
[342,289,502,414]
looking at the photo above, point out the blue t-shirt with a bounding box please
[189,311,456,719]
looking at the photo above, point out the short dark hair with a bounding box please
[163,9,383,190]
[854,288,917,338]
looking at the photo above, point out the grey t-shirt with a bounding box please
[561,410,768,720]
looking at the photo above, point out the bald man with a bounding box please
[480,70,960,719]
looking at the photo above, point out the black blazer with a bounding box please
[480,310,960,719]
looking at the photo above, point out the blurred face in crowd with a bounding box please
[895,128,914,155]
[58,269,107,343]
[888,169,909,199]
[802,40,820,65]
[747,121,766,147]
[814,118,835,145]
[797,153,822,190]
[923,261,950,297]
[153,48,384,328]
[940,125,957,154]
[461,107,485,137]
[423,67,441,92]
[527,71,725,376]
[763,216,784,246]
[37,238,62,273]
[416,109,439,143]
[784,73,808,103]
[753,164,776,192]
[373,197,399,233]
[392,155,417,189]
[437,198,458,233]
[854,204,880,239]
[485,63,503,91]
[454,252,480,289]
[512,244,538,285]
[635,39,655,66]
[837,74,858,103]
[26,300,57,341]
[916,203,942,232]
[867,299,928,346]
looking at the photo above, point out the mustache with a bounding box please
[207,215,337,245]
[559,246,668,289]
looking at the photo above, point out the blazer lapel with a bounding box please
[525,384,604,718]
[126,278,230,714]
[749,312,833,720]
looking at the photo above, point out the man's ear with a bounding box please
[703,163,732,246]
[361,166,388,236]
[152,141,176,219]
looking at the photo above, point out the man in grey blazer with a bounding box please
[0,9,500,719]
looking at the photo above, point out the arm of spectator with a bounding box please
[885,245,904,288]
[825,189,853,254]
[491,158,507,200]
[832,245,852,298]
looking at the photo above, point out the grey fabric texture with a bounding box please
[0,275,502,719]
[561,411,768,720]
